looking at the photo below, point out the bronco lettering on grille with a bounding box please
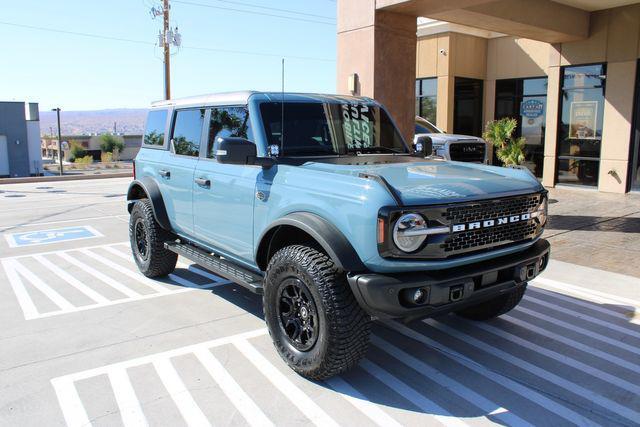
[452,213,531,232]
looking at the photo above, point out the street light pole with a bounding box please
[52,108,63,176]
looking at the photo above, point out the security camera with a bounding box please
[439,48,447,55]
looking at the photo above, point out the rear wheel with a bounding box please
[263,245,371,380]
[129,199,177,277]
[455,284,526,321]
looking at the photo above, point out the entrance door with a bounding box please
[630,60,640,191]
[454,78,484,137]
[0,136,8,177]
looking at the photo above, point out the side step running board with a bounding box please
[165,241,264,294]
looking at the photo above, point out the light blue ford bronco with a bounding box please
[127,91,550,379]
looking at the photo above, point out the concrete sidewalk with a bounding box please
[543,187,640,278]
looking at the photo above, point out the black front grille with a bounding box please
[444,221,538,253]
[446,193,541,224]
[449,142,485,162]
[378,192,545,260]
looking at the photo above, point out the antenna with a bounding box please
[281,58,285,156]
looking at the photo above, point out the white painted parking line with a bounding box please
[32,255,110,304]
[325,376,403,427]
[518,304,640,356]
[108,369,149,427]
[469,320,640,395]
[1,242,227,320]
[360,359,469,427]
[194,348,274,427]
[503,314,640,374]
[51,376,92,427]
[233,339,340,427]
[383,321,597,426]
[153,358,212,427]
[428,320,640,425]
[370,335,531,427]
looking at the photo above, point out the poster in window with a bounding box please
[569,101,598,139]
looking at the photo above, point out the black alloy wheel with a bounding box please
[277,278,319,351]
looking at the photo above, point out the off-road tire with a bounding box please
[263,245,371,380]
[455,284,527,321]
[129,198,177,278]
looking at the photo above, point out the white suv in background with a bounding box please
[415,116,488,163]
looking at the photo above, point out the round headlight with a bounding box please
[393,213,428,253]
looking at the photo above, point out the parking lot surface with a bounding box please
[1,178,639,426]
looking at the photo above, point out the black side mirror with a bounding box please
[215,137,276,169]
[412,135,433,158]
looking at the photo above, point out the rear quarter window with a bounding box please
[143,109,168,147]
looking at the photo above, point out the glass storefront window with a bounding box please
[495,77,547,177]
[454,77,484,137]
[556,64,606,187]
[415,78,437,124]
[631,59,640,191]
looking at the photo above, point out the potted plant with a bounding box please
[483,118,526,167]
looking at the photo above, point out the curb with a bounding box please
[0,172,132,185]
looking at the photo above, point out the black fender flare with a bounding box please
[256,212,366,273]
[126,177,172,231]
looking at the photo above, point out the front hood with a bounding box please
[299,158,541,205]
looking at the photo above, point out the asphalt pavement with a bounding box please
[1,178,639,426]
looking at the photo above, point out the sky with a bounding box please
[0,0,337,111]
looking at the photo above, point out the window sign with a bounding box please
[341,103,372,149]
[569,101,598,139]
[520,99,544,119]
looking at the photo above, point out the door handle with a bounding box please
[159,169,170,178]
[195,177,211,188]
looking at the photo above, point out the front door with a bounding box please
[454,77,484,137]
[193,106,258,265]
[161,108,204,235]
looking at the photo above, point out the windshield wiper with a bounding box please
[348,146,406,155]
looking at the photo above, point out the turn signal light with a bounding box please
[377,218,385,244]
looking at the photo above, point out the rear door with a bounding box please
[161,108,205,235]
[193,106,258,263]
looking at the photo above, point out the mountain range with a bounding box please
[39,108,148,136]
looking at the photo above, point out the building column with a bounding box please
[542,64,561,187]
[337,0,417,141]
[598,60,637,193]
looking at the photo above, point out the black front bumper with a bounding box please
[347,239,550,321]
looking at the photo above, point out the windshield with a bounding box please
[415,116,441,134]
[260,101,408,157]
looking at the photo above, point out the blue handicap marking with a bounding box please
[7,226,103,247]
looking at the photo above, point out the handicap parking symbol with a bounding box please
[5,226,104,248]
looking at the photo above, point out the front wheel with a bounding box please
[129,199,177,278]
[455,284,526,321]
[263,245,371,380]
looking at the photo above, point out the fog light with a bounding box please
[413,288,427,304]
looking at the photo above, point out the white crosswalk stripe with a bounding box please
[1,242,228,319]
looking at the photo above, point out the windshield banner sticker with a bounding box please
[342,104,373,149]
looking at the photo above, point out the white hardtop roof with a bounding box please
[151,91,375,108]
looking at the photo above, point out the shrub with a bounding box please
[483,118,526,167]
[69,140,86,161]
[75,155,94,166]
[99,134,125,154]
[101,151,113,163]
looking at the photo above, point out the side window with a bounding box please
[171,109,205,157]
[207,107,252,158]
[143,109,167,146]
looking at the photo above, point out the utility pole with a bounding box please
[52,108,63,176]
[163,0,171,100]
[150,1,180,100]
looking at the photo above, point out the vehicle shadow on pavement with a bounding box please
[198,279,640,425]
[546,214,640,234]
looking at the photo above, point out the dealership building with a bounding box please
[337,0,640,193]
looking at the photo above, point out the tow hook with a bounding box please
[449,285,464,302]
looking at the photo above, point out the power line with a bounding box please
[0,20,335,62]
[171,0,335,25]
[177,0,335,20]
